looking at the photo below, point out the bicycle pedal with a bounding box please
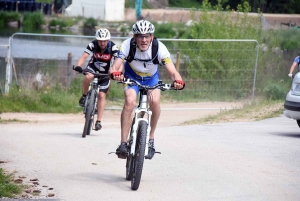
[115,152,127,159]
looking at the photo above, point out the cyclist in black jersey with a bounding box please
[76,28,119,131]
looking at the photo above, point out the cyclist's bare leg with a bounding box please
[148,89,161,139]
[121,88,137,142]
[82,72,94,95]
[97,92,106,121]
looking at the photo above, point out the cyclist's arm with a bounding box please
[289,56,300,75]
[110,57,124,80]
[110,57,124,72]
[164,62,183,81]
[164,61,184,90]
[77,52,89,66]
[289,62,297,74]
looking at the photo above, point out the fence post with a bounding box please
[67,52,72,88]
[5,38,12,95]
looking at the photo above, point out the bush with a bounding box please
[49,18,68,28]
[279,29,300,50]
[83,17,97,29]
[153,22,177,38]
[0,11,21,28]
[22,12,45,29]
[263,81,289,100]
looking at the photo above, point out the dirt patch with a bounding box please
[0,102,243,127]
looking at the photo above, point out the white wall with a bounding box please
[65,0,124,21]
[105,0,125,21]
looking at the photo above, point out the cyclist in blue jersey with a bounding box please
[288,55,300,78]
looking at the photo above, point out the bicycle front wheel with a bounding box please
[126,153,134,181]
[126,117,136,180]
[131,119,148,190]
[83,89,96,138]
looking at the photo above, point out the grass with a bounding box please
[0,168,23,198]
[0,116,29,124]
[181,99,284,125]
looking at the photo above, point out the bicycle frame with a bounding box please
[119,77,176,190]
[73,66,108,137]
[83,77,99,116]
[129,89,152,157]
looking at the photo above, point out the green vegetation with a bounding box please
[0,116,27,123]
[152,22,177,38]
[36,0,52,3]
[0,11,21,28]
[82,17,98,30]
[181,99,284,125]
[169,0,201,8]
[278,29,300,50]
[23,12,45,29]
[0,78,125,113]
[0,168,23,198]
[169,1,262,99]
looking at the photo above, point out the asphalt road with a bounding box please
[0,114,300,201]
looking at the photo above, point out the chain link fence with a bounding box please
[2,33,261,102]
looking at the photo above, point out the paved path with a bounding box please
[0,114,300,200]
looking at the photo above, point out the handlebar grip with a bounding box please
[74,66,83,73]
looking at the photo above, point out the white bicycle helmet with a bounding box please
[132,20,155,34]
[95,28,111,40]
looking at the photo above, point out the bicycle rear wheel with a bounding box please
[82,89,96,138]
[131,119,148,190]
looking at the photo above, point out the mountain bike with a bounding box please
[118,77,176,190]
[73,66,108,138]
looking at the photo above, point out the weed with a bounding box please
[0,168,23,198]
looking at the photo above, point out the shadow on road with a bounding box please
[68,172,133,190]
[271,132,300,139]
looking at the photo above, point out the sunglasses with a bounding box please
[137,35,152,40]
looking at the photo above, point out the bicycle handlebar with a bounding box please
[72,65,108,78]
[118,77,176,91]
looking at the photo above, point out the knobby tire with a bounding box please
[131,120,148,190]
[83,89,96,138]
[126,117,136,180]
[126,154,134,181]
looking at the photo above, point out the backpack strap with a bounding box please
[92,40,98,54]
[107,41,112,55]
[126,38,136,63]
[151,37,159,65]
[126,38,159,65]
